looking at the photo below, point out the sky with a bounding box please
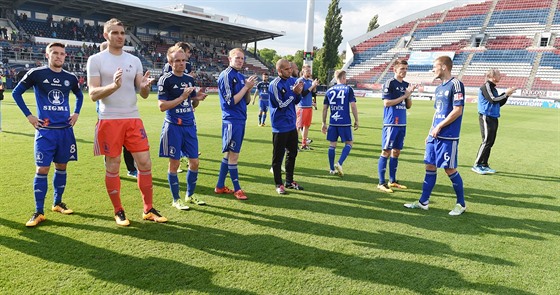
[125,0,454,56]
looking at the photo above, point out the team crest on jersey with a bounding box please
[64,80,70,87]
[435,100,443,113]
[48,89,65,105]
[444,90,449,96]
[169,146,176,157]
[36,151,44,161]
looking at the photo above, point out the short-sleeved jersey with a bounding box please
[382,78,409,126]
[218,66,248,121]
[86,50,143,119]
[296,77,314,108]
[323,84,356,126]
[269,77,302,133]
[13,66,82,128]
[162,62,193,76]
[431,77,465,140]
[157,72,197,126]
[255,80,270,100]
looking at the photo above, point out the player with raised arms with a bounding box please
[157,45,207,210]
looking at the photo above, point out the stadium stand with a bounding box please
[344,0,560,97]
[0,0,282,89]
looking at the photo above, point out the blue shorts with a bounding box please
[159,122,199,160]
[424,137,459,168]
[326,126,353,142]
[35,127,77,166]
[222,121,245,153]
[259,100,269,112]
[381,126,406,150]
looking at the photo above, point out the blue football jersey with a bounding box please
[12,66,82,128]
[323,84,356,126]
[296,77,314,108]
[255,80,270,100]
[382,78,409,126]
[218,66,248,121]
[157,72,197,126]
[268,77,301,133]
[431,77,465,140]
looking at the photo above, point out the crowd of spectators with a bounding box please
[15,13,105,44]
[1,11,272,89]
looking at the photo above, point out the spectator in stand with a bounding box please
[472,69,517,175]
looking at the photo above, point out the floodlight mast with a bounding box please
[303,0,315,72]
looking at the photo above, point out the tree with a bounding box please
[318,0,343,84]
[312,48,325,79]
[257,48,282,67]
[367,14,379,32]
[285,50,304,71]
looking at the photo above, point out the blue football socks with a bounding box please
[378,156,388,184]
[34,173,48,214]
[168,172,180,201]
[52,169,67,205]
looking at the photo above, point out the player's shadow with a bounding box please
[237,180,558,240]
[462,169,560,183]
[197,132,272,146]
[0,218,252,294]
[199,204,515,267]
[455,186,558,211]
[3,215,531,295]
[0,130,35,139]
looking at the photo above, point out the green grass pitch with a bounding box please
[0,91,558,294]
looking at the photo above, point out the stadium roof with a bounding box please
[0,0,284,44]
